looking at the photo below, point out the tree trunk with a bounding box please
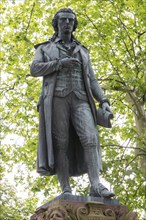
[126,91,146,179]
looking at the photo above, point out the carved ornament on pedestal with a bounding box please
[30,197,139,220]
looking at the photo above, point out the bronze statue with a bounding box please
[30,8,115,198]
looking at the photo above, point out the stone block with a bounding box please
[30,194,139,220]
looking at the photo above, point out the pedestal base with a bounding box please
[30,194,138,220]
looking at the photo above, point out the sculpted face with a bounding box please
[57,12,75,34]
[49,210,64,220]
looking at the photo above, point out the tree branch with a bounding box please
[25,2,35,36]
[126,91,146,119]
[125,153,145,169]
[133,182,143,198]
[118,17,140,75]
[0,82,16,94]
[136,30,146,38]
[101,144,146,153]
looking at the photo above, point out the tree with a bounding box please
[1,0,146,219]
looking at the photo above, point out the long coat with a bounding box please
[30,40,111,176]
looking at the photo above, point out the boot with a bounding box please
[90,183,115,198]
[84,147,115,198]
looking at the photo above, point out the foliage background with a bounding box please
[1,0,146,219]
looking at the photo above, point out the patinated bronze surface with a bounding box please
[30,8,114,198]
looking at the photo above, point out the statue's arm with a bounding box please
[30,45,62,77]
[89,62,110,106]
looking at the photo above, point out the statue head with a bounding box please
[46,205,70,220]
[52,8,78,36]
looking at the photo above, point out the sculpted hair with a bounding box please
[50,8,78,41]
[46,206,70,220]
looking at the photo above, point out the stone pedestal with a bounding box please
[30,194,138,220]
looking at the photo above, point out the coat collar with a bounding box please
[54,37,81,55]
[42,38,89,65]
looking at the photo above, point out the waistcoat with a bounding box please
[54,42,88,101]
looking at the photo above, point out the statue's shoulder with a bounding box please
[79,42,89,53]
[74,38,89,52]
[34,40,51,49]
[80,44,89,53]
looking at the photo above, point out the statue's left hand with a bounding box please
[102,102,111,114]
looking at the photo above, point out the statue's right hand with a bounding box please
[61,58,81,68]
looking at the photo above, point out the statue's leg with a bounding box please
[72,96,115,197]
[52,96,71,194]
[71,98,100,189]
[54,142,71,194]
